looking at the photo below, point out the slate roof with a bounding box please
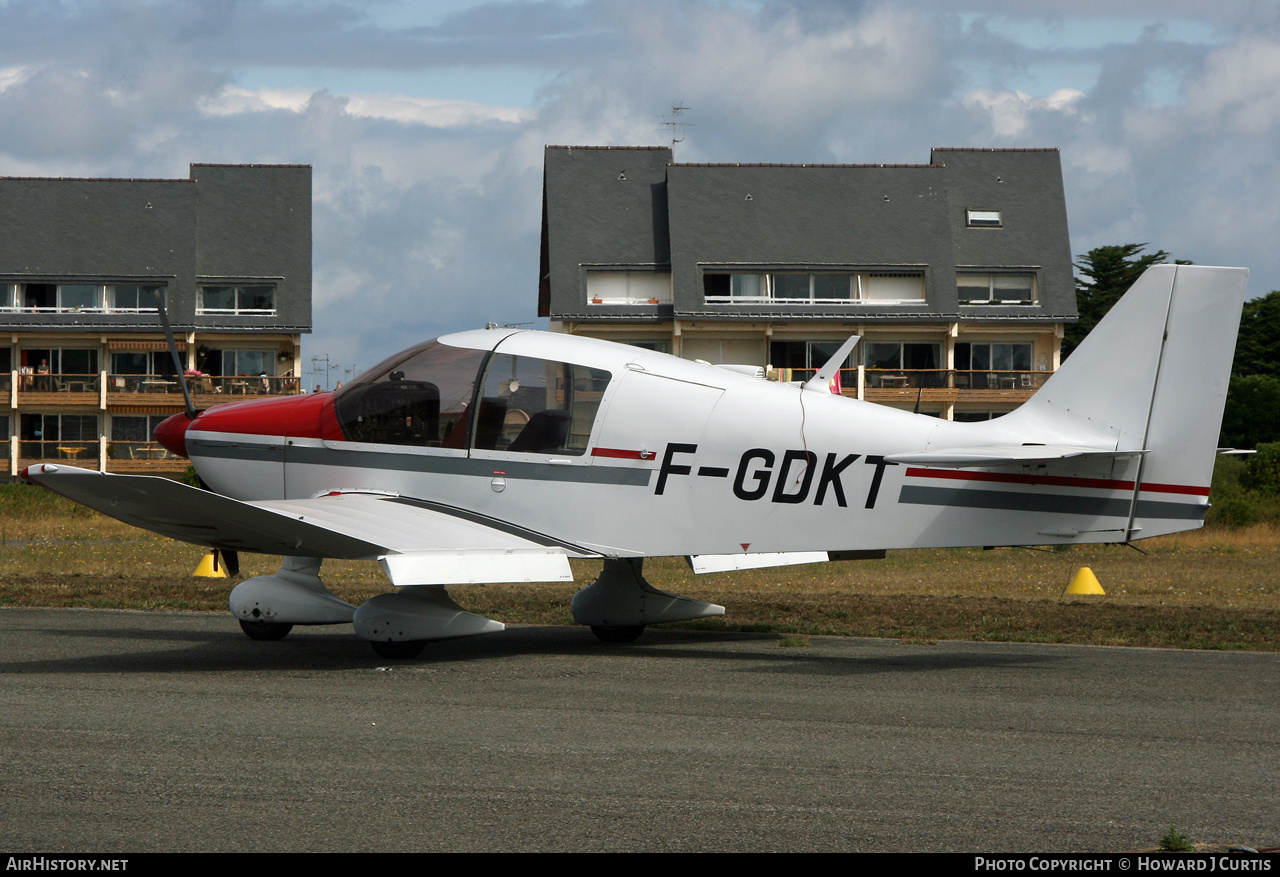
[541,146,1075,324]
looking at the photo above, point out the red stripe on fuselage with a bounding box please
[904,467,1210,497]
[591,447,652,460]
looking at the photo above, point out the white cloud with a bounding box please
[963,87,1087,137]
[0,65,33,92]
[200,85,316,115]
[1,0,1279,367]
[201,84,531,128]
[1180,35,1280,135]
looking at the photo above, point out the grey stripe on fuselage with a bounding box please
[898,485,1205,521]
[187,439,654,486]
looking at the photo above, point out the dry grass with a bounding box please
[1,500,1278,650]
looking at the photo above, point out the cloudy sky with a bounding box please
[0,0,1276,381]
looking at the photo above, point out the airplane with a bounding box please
[21,264,1248,658]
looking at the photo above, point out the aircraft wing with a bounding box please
[21,464,586,585]
[884,445,1146,467]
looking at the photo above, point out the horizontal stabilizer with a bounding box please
[885,445,1146,468]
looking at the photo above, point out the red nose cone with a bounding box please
[154,412,192,458]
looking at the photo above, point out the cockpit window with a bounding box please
[474,353,611,456]
[332,339,613,454]
[333,340,486,447]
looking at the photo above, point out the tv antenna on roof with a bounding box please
[665,102,690,149]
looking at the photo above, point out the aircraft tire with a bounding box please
[370,639,427,659]
[238,620,294,641]
[590,624,645,644]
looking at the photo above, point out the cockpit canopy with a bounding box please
[332,338,611,454]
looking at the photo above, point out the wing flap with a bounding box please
[380,550,573,586]
[687,551,830,574]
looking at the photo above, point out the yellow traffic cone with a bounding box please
[193,551,227,578]
[1065,566,1104,595]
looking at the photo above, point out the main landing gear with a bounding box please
[573,558,724,644]
[228,555,726,657]
[590,625,646,643]
[369,639,428,660]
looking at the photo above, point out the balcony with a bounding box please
[13,440,188,473]
[106,373,302,406]
[15,372,101,405]
[777,368,1050,404]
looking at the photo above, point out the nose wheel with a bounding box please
[238,619,294,641]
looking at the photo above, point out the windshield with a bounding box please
[334,340,486,447]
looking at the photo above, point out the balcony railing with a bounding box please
[18,440,97,461]
[107,374,302,396]
[16,372,100,393]
[776,368,1051,393]
[106,441,180,461]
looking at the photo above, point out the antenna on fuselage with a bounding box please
[802,335,860,394]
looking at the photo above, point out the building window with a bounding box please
[19,284,55,311]
[19,348,99,389]
[954,410,1007,422]
[109,414,177,460]
[955,342,1033,372]
[108,285,164,312]
[222,349,276,377]
[957,273,1036,304]
[858,342,951,389]
[769,340,855,371]
[197,284,276,315]
[587,272,671,305]
[4,283,101,313]
[704,272,924,305]
[622,340,671,354]
[966,209,1002,228]
[58,284,99,310]
[0,283,166,313]
[862,341,941,371]
[19,413,99,460]
[109,351,178,392]
[954,342,1037,391]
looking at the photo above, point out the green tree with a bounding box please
[1232,289,1280,377]
[1221,290,1280,448]
[1064,243,1171,358]
[1220,375,1280,450]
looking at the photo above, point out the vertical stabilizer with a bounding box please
[1003,264,1248,537]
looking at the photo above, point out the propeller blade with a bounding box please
[151,288,196,420]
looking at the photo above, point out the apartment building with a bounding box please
[540,145,1076,420]
[0,163,311,476]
